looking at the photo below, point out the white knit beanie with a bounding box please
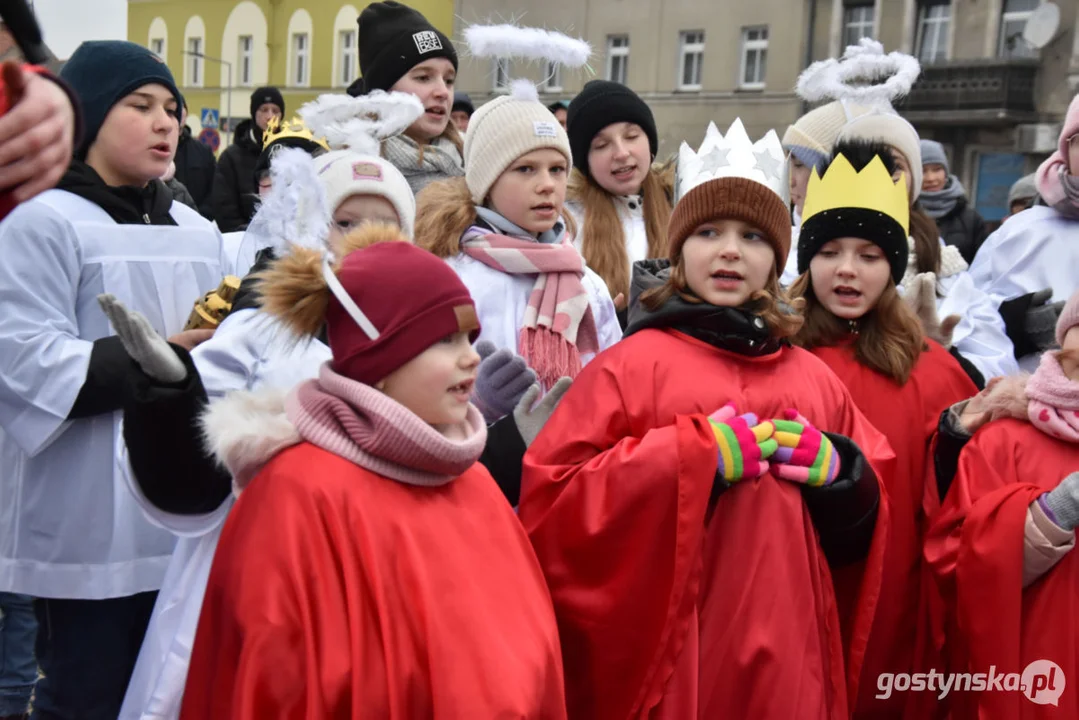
[314,150,417,239]
[782,100,872,169]
[837,111,924,201]
[463,95,572,204]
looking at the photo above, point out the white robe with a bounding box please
[968,206,1079,369]
[0,191,225,600]
[118,308,330,720]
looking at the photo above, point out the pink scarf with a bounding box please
[459,227,599,387]
[285,363,488,486]
[1026,351,1079,443]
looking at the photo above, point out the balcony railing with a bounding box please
[899,59,1038,115]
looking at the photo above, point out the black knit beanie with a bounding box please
[357,1,457,94]
[250,87,285,119]
[566,80,658,178]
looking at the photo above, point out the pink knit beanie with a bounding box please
[1058,289,1079,348]
[1057,94,1079,164]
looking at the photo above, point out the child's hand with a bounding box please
[708,403,777,483]
[770,409,842,487]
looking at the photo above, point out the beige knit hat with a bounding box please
[836,111,923,200]
[782,100,872,168]
[314,150,416,239]
[463,95,572,204]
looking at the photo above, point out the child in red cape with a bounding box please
[926,290,1079,719]
[179,232,566,718]
[789,141,978,719]
[517,119,895,719]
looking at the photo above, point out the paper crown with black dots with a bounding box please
[797,153,910,283]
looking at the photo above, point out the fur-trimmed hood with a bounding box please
[201,388,301,495]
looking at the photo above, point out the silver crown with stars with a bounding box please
[675,118,789,207]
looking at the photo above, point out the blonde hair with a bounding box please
[568,160,674,299]
[790,273,926,384]
[414,176,578,259]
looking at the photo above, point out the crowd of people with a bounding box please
[0,2,1076,719]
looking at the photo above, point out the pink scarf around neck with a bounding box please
[459,227,599,387]
[285,363,488,486]
[1026,351,1079,443]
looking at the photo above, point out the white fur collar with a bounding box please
[200,388,302,495]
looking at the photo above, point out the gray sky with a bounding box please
[33,0,128,59]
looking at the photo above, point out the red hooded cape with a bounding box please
[925,418,1079,719]
[180,443,566,719]
[810,341,977,719]
[518,329,894,719]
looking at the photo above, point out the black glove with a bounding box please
[999,289,1065,359]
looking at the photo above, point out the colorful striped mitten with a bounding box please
[708,403,777,483]
[770,409,842,487]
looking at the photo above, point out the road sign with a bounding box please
[200,108,220,129]
[198,127,221,153]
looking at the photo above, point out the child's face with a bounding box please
[376,331,480,427]
[789,157,811,216]
[329,194,401,245]
[451,110,470,133]
[87,83,178,187]
[487,148,569,235]
[254,103,282,132]
[392,58,456,142]
[588,122,651,197]
[922,163,947,192]
[809,237,891,320]
[682,219,774,307]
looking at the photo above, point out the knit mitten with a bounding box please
[905,272,961,348]
[474,340,537,423]
[1026,290,1067,353]
[1041,472,1079,531]
[708,403,777,483]
[97,294,187,384]
[770,409,842,487]
[513,378,572,447]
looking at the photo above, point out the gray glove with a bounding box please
[97,294,187,384]
[513,377,573,447]
[473,340,537,423]
[1044,472,1079,531]
[1026,289,1066,353]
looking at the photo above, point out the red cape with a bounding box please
[811,342,977,719]
[925,419,1079,719]
[518,329,894,719]
[180,443,566,719]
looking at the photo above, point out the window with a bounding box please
[843,3,875,48]
[238,35,253,86]
[678,31,705,91]
[150,38,164,58]
[292,32,309,86]
[915,0,951,64]
[493,57,511,91]
[606,35,629,85]
[998,0,1038,58]
[187,37,202,87]
[543,61,563,92]
[740,26,769,89]
[339,29,357,87]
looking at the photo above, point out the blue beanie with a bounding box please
[61,40,182,158]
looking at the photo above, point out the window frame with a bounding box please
[606,34,629,85]
[842,3,876,48]
[739,26,769,90]
[186,37,203,88]
[339,28,357,87]
[678,30,705,92]
[997,0,1038,58]
[915,0,951,64]
[238,35,253,87]
[543,61,563,92]
[493,57,511,92]
[292,32,310,87]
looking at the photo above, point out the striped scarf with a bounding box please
[460,227,599,386]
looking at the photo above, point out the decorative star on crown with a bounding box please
[802,154,910,235]
[262,116,329,152]
[676,118,789,206]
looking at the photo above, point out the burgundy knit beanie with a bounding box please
[327,243,480,384]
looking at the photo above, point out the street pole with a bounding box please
[182,51,233,146]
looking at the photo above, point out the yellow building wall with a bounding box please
[128,0,453,150]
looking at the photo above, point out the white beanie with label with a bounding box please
[314,150,417,239]
[463,94,573,204]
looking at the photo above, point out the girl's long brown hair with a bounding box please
[909,203,941,275]
[568,161,674,299]
[790,273,926,384]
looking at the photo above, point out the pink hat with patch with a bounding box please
[314,150,417,239]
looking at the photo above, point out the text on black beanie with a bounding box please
[358,1,457,94]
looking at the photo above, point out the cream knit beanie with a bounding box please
[314,150,417,239]
[837,111,924,200]
[464,95,572,204]
[782,100,872,170]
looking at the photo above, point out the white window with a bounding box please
[998,0,1038,58]
[543,61,563,92]
[238,35,253,86]
[740,26,769,89]
[678,30,705,91]
[606,35,629,85]
[916,0,951,64]
[493,57,511,92]
[339,29,357,87]
[843,3,875,48]
[292,32,310,86]
[150,38,164,58]
[187,37,203,87]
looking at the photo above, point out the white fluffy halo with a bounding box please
[795,38,921,109]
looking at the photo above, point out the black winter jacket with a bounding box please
[936,197,990,265]
[174,126,217,219]
[211,119,261,232]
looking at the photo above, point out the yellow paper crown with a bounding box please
[802,154,909,235]
[262,116,330,152]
